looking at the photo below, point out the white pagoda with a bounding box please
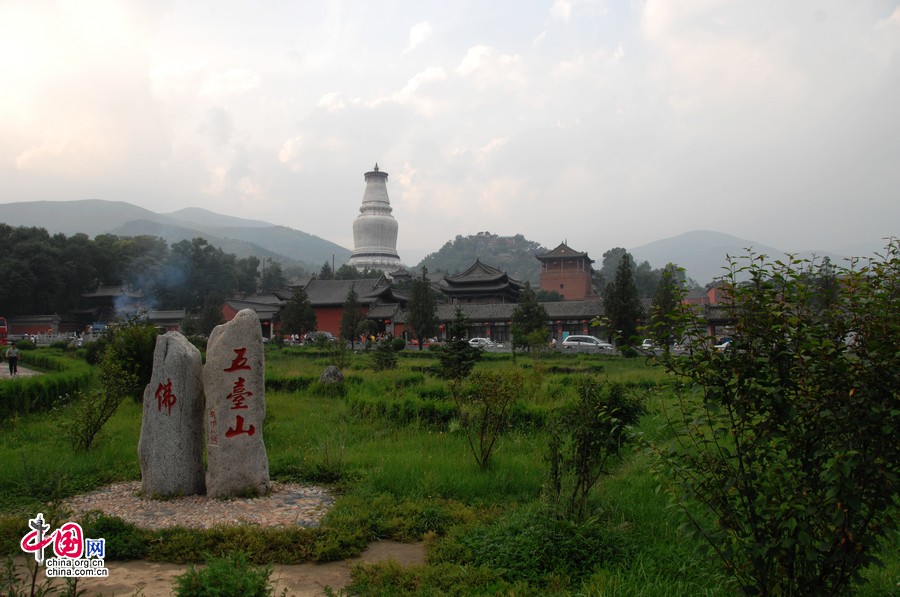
[347,163,404,272]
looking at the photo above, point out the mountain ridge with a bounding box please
[0,199,351,274]
[0,200,867,285]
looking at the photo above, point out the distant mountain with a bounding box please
[0,199,351,273]
[629,230,845,286]
[417,232,547,284]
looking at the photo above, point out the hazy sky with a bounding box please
[1,0,898,264]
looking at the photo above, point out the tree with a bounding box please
[437,306,481,385]
[280,287,317,338]
[319,261,334,280]
[236,256,261,294]
[654,243,900,596]
[456,367,525,469]
[197,292,225,336]
[649,263,681,347]
[545,380,644,521]
[407,269,438,350]
[335,264,362,280]
[603,253,644,350]
[260,258,286,293]
[511,282,549,354]
[339,284,364,350]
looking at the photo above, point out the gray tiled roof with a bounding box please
[304,277,389,306]
[536,242,592,262]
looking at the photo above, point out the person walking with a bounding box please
[6,343,19,376]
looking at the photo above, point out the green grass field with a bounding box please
[1,347,896,595]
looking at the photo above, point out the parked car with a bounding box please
[468,337,496,348]
[561,335,614,352]
[714,339,732,351]
[640,339,655,349]
[303,331,336,345]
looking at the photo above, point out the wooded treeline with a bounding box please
[0,224,284,317]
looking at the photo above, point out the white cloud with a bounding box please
[200,68,261,97]
[404,21,432,53]
[551,0,575,23]
[278,136,304,172]
[874,6,900,30]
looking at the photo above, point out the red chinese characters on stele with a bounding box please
[155,378,177,415]
[223,348,256,438]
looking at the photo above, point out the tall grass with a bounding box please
[0,347,895,595]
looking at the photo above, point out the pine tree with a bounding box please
[603,253,644,350]
[511,282,549,353]
[340,284,363,349]
[650,263,681,347]
[280,287,317,337]
[407,269,437,350]
[437,306,481,382]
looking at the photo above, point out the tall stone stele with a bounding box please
[204,308,271,498]
[138,332,206,497]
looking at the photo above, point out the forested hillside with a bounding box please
[417,232,547,284]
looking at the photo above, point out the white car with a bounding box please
[561,335,614,352]
[468,337,496,348]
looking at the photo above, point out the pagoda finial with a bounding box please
[374,162,379,172]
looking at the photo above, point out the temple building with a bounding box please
[536,242,595,300]
[347,164,405,273]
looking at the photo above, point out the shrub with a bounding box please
[455,367,525,469]
[60,388,126,451]
[458,504,629,585]
[545,380,644,521]
[391,337,406,351]
[97,319,158,403]
[174,551,273,597]
[309,380,347,398]
[80,513,149,560]
[655,243,900,596]
[371,339,398,371]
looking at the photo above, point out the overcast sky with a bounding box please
[1,0,898,264]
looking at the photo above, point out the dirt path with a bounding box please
[0,363,39,379]
[18,541,424,596]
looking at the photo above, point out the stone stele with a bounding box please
[138,331,206,497]
[204,308,271,498]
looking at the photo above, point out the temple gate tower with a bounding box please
[347,163,404,272]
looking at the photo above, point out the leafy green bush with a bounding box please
[390,337,407,351]
[346,561,519,597]
[309,380,347,398]
[97,320,158,403]
[60,388,128,451]
[455,367,526,469]
[545,380,644,521]
[148,526,336,564]
[457,504,629,585]
[80,513,149,560]
[174,552,273,597]
[370,339,398,371]
[655,243,900,596]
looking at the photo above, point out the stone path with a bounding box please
[0,364,39,379]
[64,482,334,530]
